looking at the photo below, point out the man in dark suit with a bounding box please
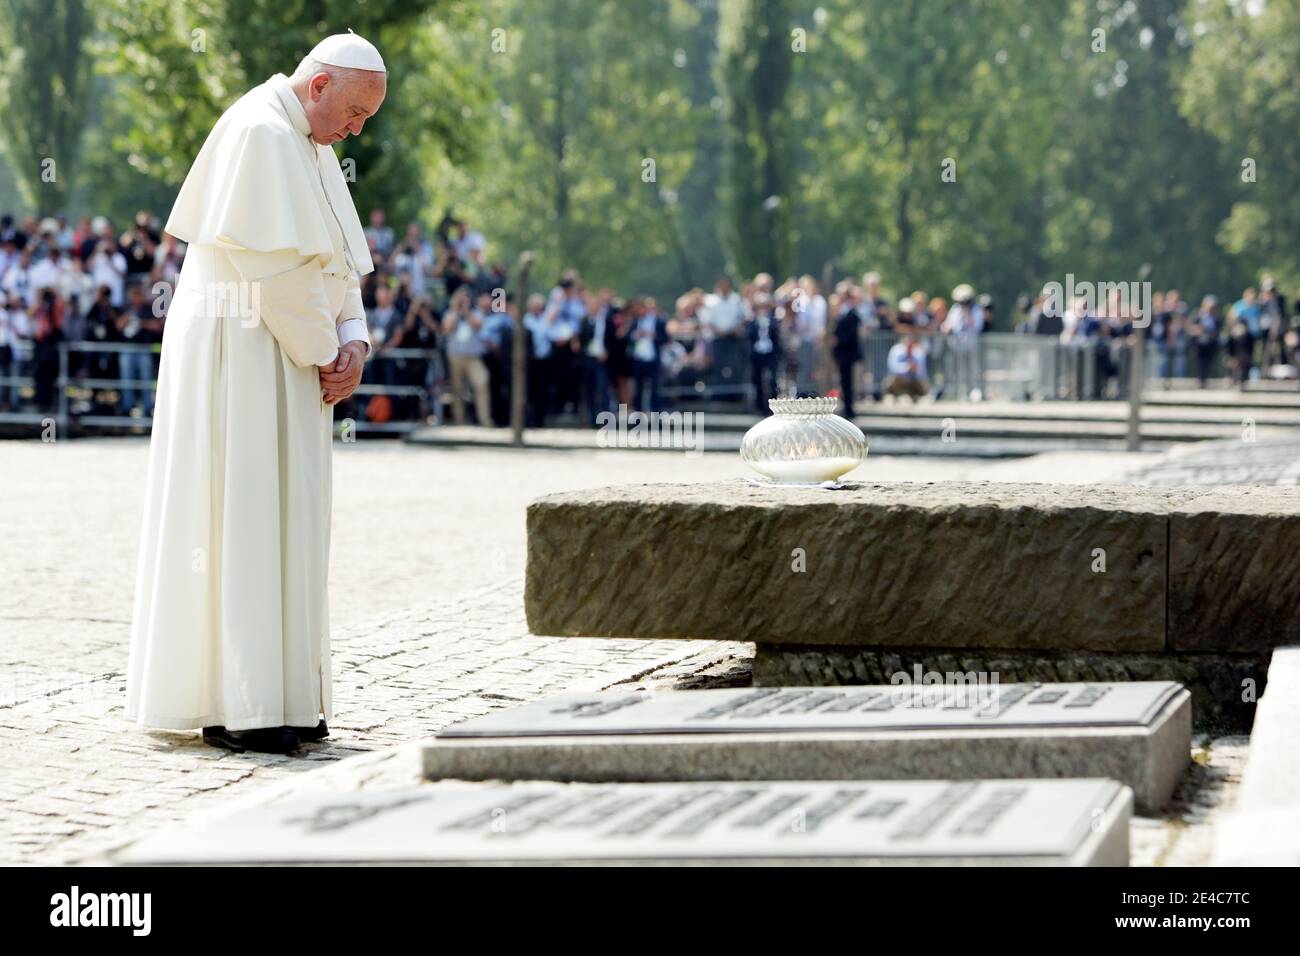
[832,284,863,418]
[629,297,669,413]
[748,292,782,414]
[577,288,618,424]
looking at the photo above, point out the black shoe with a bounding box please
[283,719,329,743]
[202,725,301,754]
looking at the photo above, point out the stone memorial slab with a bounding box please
[526,482,1197,652]
[114,779,1132,866]
[424,682,1190,811]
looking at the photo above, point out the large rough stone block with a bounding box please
[526,482,1191,653]
[1170,487,1300,654]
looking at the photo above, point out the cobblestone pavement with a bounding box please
[0,436,1280,865]
[1125,435,1300,486]
[1,439,1000,865]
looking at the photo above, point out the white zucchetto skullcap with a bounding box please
[308,29,386,73]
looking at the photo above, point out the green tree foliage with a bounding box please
[429,0,702,293]
[1046,0,1245,299]
[716,0,796,280]
[1181,0,1300,286]
[790,1,1067,311]
[96,0,483,229]
[0,0,93,214]
[0,0,1291,307]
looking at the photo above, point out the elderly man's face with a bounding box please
[305,70,387,145]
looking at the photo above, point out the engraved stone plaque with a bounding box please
[424,683,1190,812]
[114,779,1132,866]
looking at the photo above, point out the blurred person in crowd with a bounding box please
[1226,317,1254,387]
[578,287,617,426]
[523,293,553,427]
[545,274,586,415]
[406,294,445,422]
[910,291,936,334]
[30,287,64,410]
[1259,277,1289,369]
[472,258,509,300]
[894,294,918,331]
[859,271,892,400]
[748,291,781,414]
[793,275,827,395]
[366,282,402,347]
[1095,290,1129,399]
[1026,287,1064,337]
[885,332,929,401]
[432,240,468,302]
[83,284,120,404]
[392,224,431,299]
[365,208,394,257]
[0,236,17,283]
[1,248,34,307]
[370,284,430,420]
[860,272,889,327]
[1193,295,1221,388]
[608,300,635,409]
[977,293,995,333]
[89,238,128,308]
[153,233,187,288]
[29,245,68,294]
[928,295,948,332]
[60,253,96,321]
[831,284,863,417]
[0,214,25,248]
[703,275,746,392]
[116,282,163,416]
[441,287,491,424]
[0,291,23,410]
[943,284,983,400]
[453,218,486,262]
[629,296,668,413]
[1231,287,1262,339]
[364,281,403,414]
[1154,289,1188,381]
[480,292,515,426]
[119,218,157,279]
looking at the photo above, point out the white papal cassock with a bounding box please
[126,73,373,731]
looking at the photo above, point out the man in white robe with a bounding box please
[125,34,388,754]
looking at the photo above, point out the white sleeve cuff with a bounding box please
[337,317,372,355]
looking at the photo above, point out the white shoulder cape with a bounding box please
[165,76,374,275]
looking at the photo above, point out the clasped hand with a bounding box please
[320,341,367,405]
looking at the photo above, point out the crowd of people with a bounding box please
[4,205,1299,423]
[1016,283,1300,396]
[0,212,183,414]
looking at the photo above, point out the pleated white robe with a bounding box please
[126,74,373,731]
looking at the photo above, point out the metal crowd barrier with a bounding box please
[0,341,442,435]
[654,331,1242,406]
[0,335,1257,436]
